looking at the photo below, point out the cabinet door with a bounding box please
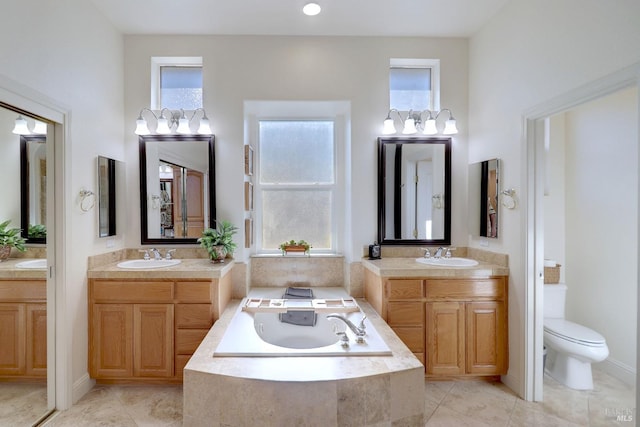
[426,302,465,375]
[133,304,174,377]
[466,301,507,375]
[26,303,47,377]
[0,303,26,375]
[92,304,133,378]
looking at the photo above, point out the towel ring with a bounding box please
[79,189,95,212]
[501,188,517,209]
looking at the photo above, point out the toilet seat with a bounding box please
[544,318,606,347]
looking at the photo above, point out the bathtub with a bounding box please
[213,287,392,357]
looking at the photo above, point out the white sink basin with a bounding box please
[15,259,47,269]
[415,257,479,267]
[116,259,181,269]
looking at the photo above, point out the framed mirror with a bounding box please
[140,134,215,245]
[468,158,500,238]
[378,137,451,245]
[20,135,47,244]
[98,156,126,237]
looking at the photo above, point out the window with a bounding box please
[389,58,440,112]
[258,120,337,253]
[151,57,203,110]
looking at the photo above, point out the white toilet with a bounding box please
[543,284,609,390]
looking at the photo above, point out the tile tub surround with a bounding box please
[183,288,425,426]
[250,254,345,288]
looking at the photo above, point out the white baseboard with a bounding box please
[72,372,96,404]
[595,357,636,387]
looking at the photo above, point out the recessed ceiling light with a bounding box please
[303,3,321,16]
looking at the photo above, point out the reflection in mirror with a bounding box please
[0,103,51,424]
[20,135,47,243]
[140,135,215,244]
[98,156,126,238]
[468,158,500,238]
[378,137,451,245]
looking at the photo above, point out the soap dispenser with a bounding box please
[368,241,381,259]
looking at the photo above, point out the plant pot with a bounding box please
[281,245,309,256]
[0,245,11,262]
[209,245,227,263]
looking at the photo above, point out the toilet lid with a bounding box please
[544,318,606,345]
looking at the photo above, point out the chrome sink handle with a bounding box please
[420,248,431,258]
[138,249,150,260]
[445,247,456,258]
[165,249,176,260]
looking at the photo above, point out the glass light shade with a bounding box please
[443,119,458,135]
[12,116,30,135]
[32,120,47,134]
[422,118,438,135]
[135,118,150,135]
[303,3,321,16]
[197,117,212,135]
[156,117,171,134]
[402,118,417,134]
[176,117,191,134]
[382,118,396,135]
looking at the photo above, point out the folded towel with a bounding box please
[279,310,317,327]
[284,287,314,299]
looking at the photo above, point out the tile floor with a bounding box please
[0,383,48,427]
[36,369,634,426]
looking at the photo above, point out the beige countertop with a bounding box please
[0,258,47,279]
[87,258,234,279]
[362,257,509,278]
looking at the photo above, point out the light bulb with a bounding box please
[176,117,191,134]
[12,116,30,135]
[382,118,396,135]
[135,118,150,135]
[443,119,458,135]
[422,119,437,135]
[156,117,171,134]
[402,118,417,135]
[197,117,212,135]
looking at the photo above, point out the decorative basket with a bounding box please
[544,265,561,284]
[0,245,11,262]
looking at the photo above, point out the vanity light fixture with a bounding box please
[134,108,212,135]
[12,115,47,135]
[303,2,321,16]
[382,109,458,136]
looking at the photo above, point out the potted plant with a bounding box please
[198,220,238,263]
[0,220,27,261]
[279,239,312,256]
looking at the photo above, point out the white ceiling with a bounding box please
[88,0,510,37]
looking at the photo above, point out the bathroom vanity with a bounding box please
[0,262,47,380]
[88,258,232,383]
[362,253,509,378]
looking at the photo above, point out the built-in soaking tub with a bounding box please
[184,287,425,426]
[214,289,391,357]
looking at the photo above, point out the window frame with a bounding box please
[389,58,441,113]
[250,113,345,255]
[150,56,203,110]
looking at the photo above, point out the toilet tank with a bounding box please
[543,284,567,318]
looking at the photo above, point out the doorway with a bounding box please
[524,65,639,408]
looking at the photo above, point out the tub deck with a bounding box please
[183,287,425,426]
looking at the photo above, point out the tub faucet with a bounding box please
[150,248,162,260]
[327,314,367,342]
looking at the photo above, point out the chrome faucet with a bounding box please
[327,314,367,342]
[165,249,176,260]
[433,247,445,259]
[150,248,162,260]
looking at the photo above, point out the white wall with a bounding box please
[564,87,638,373]
[469,0,640,396]
[123,35,470,262]
[0,0,124,403]
[544,115,566,282]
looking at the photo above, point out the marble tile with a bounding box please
[439,380,517,426]
[250,255,345,287]
[349,261,364,297]
[426,405,494,426]
[0,383,48,427]
[509,399,585,427]
[424,381,455,405]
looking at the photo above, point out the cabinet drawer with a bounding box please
[426,278,505,301]
[91,281,173,302]
[387,301,424,326]
[386,279,423,299]
[175,281,213,302]
[175,304,213,328]
[176,329,209,355]
[0,280,46,301]
[392,326,424,353]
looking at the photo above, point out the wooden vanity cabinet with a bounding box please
[89,274,231,383]
[0,280,47,379]
[364,271,508,378]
